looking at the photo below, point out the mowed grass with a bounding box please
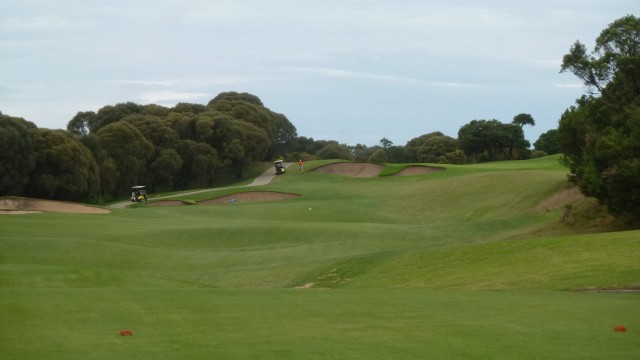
[1,155,639,359]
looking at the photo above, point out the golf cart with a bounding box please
[131,185,148,202]
[274,160,287,175]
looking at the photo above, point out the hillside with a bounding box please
[1,156,638,359]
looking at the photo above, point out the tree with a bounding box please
[379,137,393,149]
[560,15,640,97]
[210,91,264,106]
[0,113,37,195]
[92,102,143,132]
[367,148,388,163]
[512,113,535,128]
[149,148,183,192]
[316,142,354,160]
[96,121,153,197]
[534,129,560,155]
[386,145,407,163]
[350,144,378,162]
[405,132,459,163]
[67,111,96,136]
[175,140,221,189]
[122,114,180,151]
[27,129,100,201]
[458,120,530,162]
[558,15,640,223]
[270,112,297,158]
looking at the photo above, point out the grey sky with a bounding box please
[1,0,637,146]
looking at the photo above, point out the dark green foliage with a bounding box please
[607,158,640,222]
[561,14,640,96]
[175,140,221,189]
[149,148,183,192]
[122,114,180,151]
[405,132,460,163]
[316,142,354,160]
[558,14,640,224]
[210,91,264,106]
[534,129,560,155]
[66,111,95,137]
[208,91,297,161]
[350,144,379,162]
[172,102,206,115]
[379,137,393,149]
[458,120,530,162]
[0,113,37,195]
[367,148,388,163]
[270,112,297,158]
[385,145,407,163]
[93,102,143,132]
[27,130,100,201]
[512,113,535,128]
[3,92,298,201]
[97,122,153,196]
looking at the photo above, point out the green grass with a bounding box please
[1,155,639,359]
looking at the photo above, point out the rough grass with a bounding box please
[1,155,638,359]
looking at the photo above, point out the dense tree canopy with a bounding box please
[316,142,354,161]
[558,14,640,223]
[27,130,99,201]
[96,121,154,197]
[458,120,530,162]
[0,113,37,195]
[534,129,560,155]
[512,113,535,128]
[405,132,461,164]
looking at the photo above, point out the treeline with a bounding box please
[1,90,550,204]
[1,92,300,203]
[557,15,640,223]
[334,114,550,165]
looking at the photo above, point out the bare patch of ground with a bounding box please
[313,162,384,177]
[313,162,444,178]
[578,288,640,293]
[394,165,444,176]
[198,191,301,205]
[536,186,585,212]
[295,283,315,289]
[146,200,193,207]
[0,196,110,214]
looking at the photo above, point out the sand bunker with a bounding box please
[394,165,444,176]
[0,196,110,214]
[146,191,301,207]
[145,200,194,207]
[313,162,443,178]
[313,163,384,177]
[200,191,300,205]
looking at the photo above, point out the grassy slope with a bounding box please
[1,156,638,359]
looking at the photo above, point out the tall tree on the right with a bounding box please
[558,15,640,224]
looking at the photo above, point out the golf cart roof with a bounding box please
[274,160,284,164]
[131,185,146,190]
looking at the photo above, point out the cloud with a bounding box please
[108,80,175,87]
[138,91,210,104]
[430,81,480,88]
[1,15,69,32]
[287,67,420,83]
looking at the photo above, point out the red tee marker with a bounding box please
[119,329,133,336]
[613,325,627,332]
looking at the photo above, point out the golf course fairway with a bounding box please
[1,156,638,359]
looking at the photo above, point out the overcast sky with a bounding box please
[1,1,637,146]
